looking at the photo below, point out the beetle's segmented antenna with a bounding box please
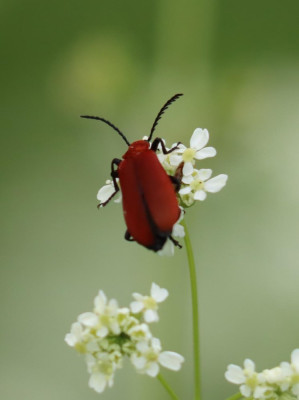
[80,115,131,146]
[148,93,183,142]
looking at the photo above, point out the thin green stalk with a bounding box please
[157,373,180,400]
[225,393,243,400]
[181,219,200,400]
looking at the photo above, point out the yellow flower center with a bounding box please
[143,297,157,310]
[182,148,196,162]
[146,349,159,362]
[245,372,258,388]
[190,180,204,192]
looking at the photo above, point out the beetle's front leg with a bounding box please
[98,158,121,208]
[151,138,182,154]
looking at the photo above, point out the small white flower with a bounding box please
[170,128,216,176]
[88,372,108,393]
[128,323,152,341]
[86,354,116,393]
[158,351,185,371]
[225,359,260,398]
[131,338,184,377]
[65,322,86,347]
[225,364,246,384]
[130,283,168,323]
[97,179,121,206]
[78,312,98,327]
[93,290,120,337]
[179,169,228,205]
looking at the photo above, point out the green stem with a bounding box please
[181,219,200,400]
[157,373,180,400]
[225,393,243,400]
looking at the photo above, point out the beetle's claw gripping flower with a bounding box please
[225,350,299,400]
[65,284,184,393]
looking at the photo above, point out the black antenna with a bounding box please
[148,93,183,142]
[80,115,131,146]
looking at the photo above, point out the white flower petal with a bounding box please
[97,185,115,202]
[196,168,212,181]
[292,383,299,396]
[157,240,174,257]
[204,174,228,193]
[78,312,98,327]
[130,301,144,313]
[151,283,169,303]
[253,386,270,399]
[96,326,109,338]
[172,222,185,238]
[169,154,182,166]
[151,338,162,352]
[94,290,107,313]
[280,361,292,376]
[195,146,217,160]
[240,384,251,398]
[64,333,77,347]
[159,351,184,371]
[132,292,143,301]
[146,362,160,377]
[65,322,84,346]
[225,364,246,384]
[190,128,209,150]
[88,373,107,393]
[183,162,194,176]
[291,349,299,370]
[182,175,193,184]
[131,354,147,370]
[244,359,255,372]
[179,186,191,195]
[144,309,159,323]
[136,341,149,353]
[194,190,207,201]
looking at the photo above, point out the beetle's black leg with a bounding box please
[97,158,121,208]
[151,138,182,154]
[125,230,135,242]
[169,175,181,192]
[169,235,182,249]
[111,158,121,190]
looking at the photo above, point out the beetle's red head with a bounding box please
[123,140,150,159]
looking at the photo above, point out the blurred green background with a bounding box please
[1,0,299,399]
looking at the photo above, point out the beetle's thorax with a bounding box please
[123,140,150,159]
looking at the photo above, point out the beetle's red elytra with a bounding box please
[81,94,184,252]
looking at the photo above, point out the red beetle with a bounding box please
[81,94,183,251]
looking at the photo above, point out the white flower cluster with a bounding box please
[155,128,227,207]
[225,349,299,400]
[65,283,184,394]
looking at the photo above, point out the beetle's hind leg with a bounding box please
[125,230,135,242]
[169,235,182,249]
[97,158,121,208]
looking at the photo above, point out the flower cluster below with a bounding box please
[225,349,299,400]
[65,283,184,394]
